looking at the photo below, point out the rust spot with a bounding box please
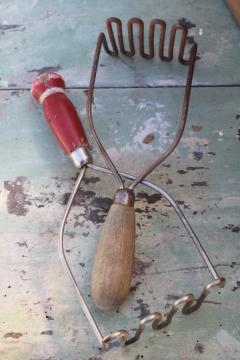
[4,331,23,339]
[4,177,30,216]
[143,133,155,144]
[192,125,203,132]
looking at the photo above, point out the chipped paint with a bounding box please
[182,137,209,150]
[133,113,170,150]
[0,4,239,355]
[133,257,153,276]
[4,177,30,216]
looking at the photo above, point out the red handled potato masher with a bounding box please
[31,18,225,349]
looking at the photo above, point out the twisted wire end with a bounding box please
[102,278,225,348]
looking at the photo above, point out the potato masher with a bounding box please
[31,17,225,349]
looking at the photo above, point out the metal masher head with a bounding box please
[87,17,198,190]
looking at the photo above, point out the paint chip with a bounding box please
[143,133,155,144]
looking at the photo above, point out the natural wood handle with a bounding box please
[91,203,135,311]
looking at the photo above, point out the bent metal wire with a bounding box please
[59,18,225,348]
[87,17,197,189]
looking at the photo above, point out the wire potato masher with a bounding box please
[31,17,225,349]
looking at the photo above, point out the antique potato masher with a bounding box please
[32,18,225,348]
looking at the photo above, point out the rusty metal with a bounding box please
[58,17,225,349]
[87,17,197,190]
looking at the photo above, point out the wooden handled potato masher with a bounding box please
[32,18,225,348]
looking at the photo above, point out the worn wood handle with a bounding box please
[91,203,135,311]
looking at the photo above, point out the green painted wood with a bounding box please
[0,0,239,88]
[0,87,239,360]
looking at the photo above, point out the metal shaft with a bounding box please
[58,166,104,345]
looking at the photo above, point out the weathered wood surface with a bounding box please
[1,87,239,359]
[0,0,239,88]
[0,0,240,359]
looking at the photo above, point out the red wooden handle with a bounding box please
[31,72,89,155]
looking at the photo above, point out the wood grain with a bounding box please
[91,203,135,311]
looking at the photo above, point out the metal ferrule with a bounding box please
[113,188,135,207]
[69,147,92,168]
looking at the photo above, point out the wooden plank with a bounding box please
[0,87,239,359]
[0,0,239,88]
